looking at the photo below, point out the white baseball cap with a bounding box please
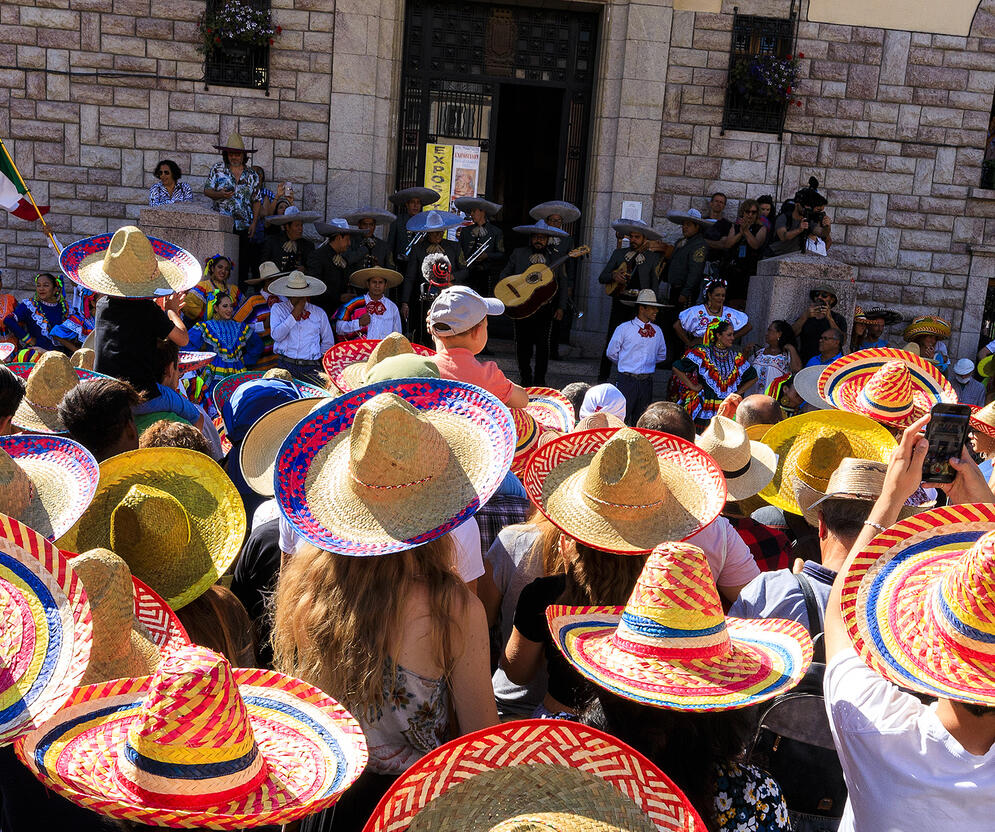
[953,358,975,379]
[428,286,504,336]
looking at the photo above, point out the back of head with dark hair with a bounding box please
[0,365,25,421]
[819,498,873,546]
[769,319,797,350]
[561,382,591,421]
[154,339,180,384]
[58,378,140,461]
[175,584,257,667]
[636,401,695,441]
[139,419,211,456]
[757,194,774,208]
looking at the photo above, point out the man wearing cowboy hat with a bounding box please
[531,200,582,360]
[385,186,440,269]
[792,286,846,364]
[596,218,664,382]
[268,270,334,385]
[606,288,668,424]
[499,219,571,387]
[260,205,320,275]
[306,217,364,318]
[337,267,403,341]
[854,308,900,351]
[343,207,396,272]
[454,196,505,297]
[204,132,261,289]
[663,208,714,310]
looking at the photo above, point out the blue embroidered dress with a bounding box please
[188,319,263,383]
[4,299,67,351]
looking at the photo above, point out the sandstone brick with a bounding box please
[847,64,879,99]
[908,47,943,66]
[898,250,933,269]
[101,13,134,35]
[827,42,864,62]
[906,65,968,90]
[80,144,121,168]
[900,229,952,251]
[810,60,848,82]
[19,7,79,29]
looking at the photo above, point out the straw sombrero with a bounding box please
[548,542,812,710]
[60,226,202,298]
[526,386,576,433]
[322,334,435,393]
[757,411,896,515]
[364,720,704,832]
[275,379,515,556]
[841,505,995,705]
[71,347,94,370]
[16,643,367,829]
[0,513,92,745]
[57,448,246,610]
[9,353,106,434]
[903,315,950,342]
[0,434,99,541]
[212,131,256,153]
[212,369,329,414]
[239,396,329,497]
[178,350,216,374]
[818,348,957,428]
[510,408,548,479]
[349,266,403,290]
[267,269,327,298]
[522,428,726,554]
[695,415,776,501]
[971,402,995,440]
[807,457,927,522]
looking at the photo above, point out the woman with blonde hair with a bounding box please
[271,379,512,831]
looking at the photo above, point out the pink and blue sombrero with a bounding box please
[818,347,957,428]
[547,541,813,711]
[842,504,995,706]
[0,513,92,745]
[275,378,515,556]
[6,362,103,384]
[0,342,14,363]
[212,370,330,414]
[178,350,217,374]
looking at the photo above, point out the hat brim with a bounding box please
[979,355,995,379]
[407,213,466,233]
[621,296,668,307]
[267,273,327,297]
[0,514,92,745]
[523,429,727,554]
[863,309,904,326]
[903,322,951,341]
[757,411,896,515]
[525,387,576,433]
[452,197,502,216]
[322,339,436,393]
[547,605,812,711]
[314,221,363,237]
[265,211,322,226]
[529,201,581,223]
[665,212,716,226]
[60,233,202,298]
[818,348,958,428]
[177,351,217,374]
[723,440,778,501]
[56,448,247,610]
[213,143,257,153]
[239,396,329,497]
[349,268,403,290]
[131,576,189,652]
[15,667,367,829]
[8,363,107,434]
[343,210,396,226]
[275,378,515,556]
[511,409,543,479]
[611,222,664,240]
[0,435,99,541]
[511,223,570,238]
[388,187,440,207]
[841,504,995,705]
[363,719,704,832]
[970,405,995,440]
[211,370,330,415]
[792,365,833,410]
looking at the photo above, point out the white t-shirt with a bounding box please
[825,648,995,832]
[684,516,760,591]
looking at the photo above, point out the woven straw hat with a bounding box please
[807,458,926,522]
[548,542,813,710]
[903,315,950,342]
[364,720,704,832]
[522,428,726,554]
[57,448,246,610]
[526,386,576,433]
[818,347,957,428]
[322,334,436,393]
[275,379,515,556]
[530,200,581,224]
[840,505,995,705]
[9,353,105,433]
[971,402,995,440]
[695,415,776,501]
[349,266,403,290]
[0,514,92,745]
[0,434,98,541]
[16,643,367,829]
[267,269,327,298]
[789,431,863,526]
[979,354,995,379]
[240,396,329,497]
[213,131,256,153]
[791,364,832,410]
[60,226,202,298]
[211,369,329,414]
[177,350,217,374]
[70,347,94,370]
[757,411,896,515]
[744,422,775,441]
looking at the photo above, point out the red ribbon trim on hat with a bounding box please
[582,492,663,510]
[612,633,730,661]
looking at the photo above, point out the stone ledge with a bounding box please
[755,251,856,281]
[968,187,995,201]
[967,244,995,255]
[139,200,234,232]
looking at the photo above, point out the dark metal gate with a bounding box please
[396,0,599,215]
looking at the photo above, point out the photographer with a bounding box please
[792,286,847,363]
[768,178,832,256]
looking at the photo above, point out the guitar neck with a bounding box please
[544,246,589,272]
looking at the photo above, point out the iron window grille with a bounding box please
[203,0,270,92]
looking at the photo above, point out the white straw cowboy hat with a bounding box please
[621,288,667,308]
[60,225,202,298]
[268,269,327,298]
[9,352,107,434]
[349,266,404,291]
[246,260,289,287]
[265,205,321,226]
[695,415,776,501]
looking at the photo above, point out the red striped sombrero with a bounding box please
[364,720,705,832]
[15,643,367,829]
[818,348,957,428]
[525,386,575,433]
[177,351,216,373]
[548,542,813,710]
[211,370,329,414]
[322,334,435,393]
[970,403,995,440]
[841,504,995,705]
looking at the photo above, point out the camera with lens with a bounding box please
[794,176,827,248]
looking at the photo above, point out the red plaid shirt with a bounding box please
[727,515,792,573]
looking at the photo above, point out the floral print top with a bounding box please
[714,761,791,832]
[205,162,260,230]
[148,180,194,207]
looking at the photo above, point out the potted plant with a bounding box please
[197,0,281,54]
[729,52,804,109]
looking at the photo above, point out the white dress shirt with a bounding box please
[269,300,334,360]
[606,317,668,375]
[335,293,403,340]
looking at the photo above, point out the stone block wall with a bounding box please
[0,0,334,290]
[656,0,995,357]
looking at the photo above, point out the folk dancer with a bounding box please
[530,200,581,359]
[385,186,440,272]
[453,196,504,297]
[498,219,569,387]
[233,260,286,371]
[308,218,364,320]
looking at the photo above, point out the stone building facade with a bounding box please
[1,0,994,356]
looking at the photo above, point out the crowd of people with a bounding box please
[3,132,995,832]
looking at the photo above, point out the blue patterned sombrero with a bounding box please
[275,378,515,556]
[212,370,330,414]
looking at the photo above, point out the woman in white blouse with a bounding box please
[267,269,335,386]
[674,279,750,348]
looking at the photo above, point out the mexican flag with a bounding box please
[0,143,49,221]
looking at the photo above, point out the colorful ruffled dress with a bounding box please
[4,298,67,352]
[673,345,756,422]
[187,319,263,404]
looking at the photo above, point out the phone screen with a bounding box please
[923,404,971,484]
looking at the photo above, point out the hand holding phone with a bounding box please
[922,403,972,484]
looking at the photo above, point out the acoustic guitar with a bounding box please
[605,242,675,297]
[494,245,590,320]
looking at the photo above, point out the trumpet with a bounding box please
[464,237,492,268]
[403,231,427,258]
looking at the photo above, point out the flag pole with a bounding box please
[0,137,61,256]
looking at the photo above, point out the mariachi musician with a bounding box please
[385,186,440,272]
[530,200,581,360]
[401,209,466,336]
[454,196,505,296]
[499,219,569,387]
[596,218,666,382]
[308,217,364,318]
[344,206,396,275]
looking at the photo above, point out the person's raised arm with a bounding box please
[505,383,529,409]
[162,292,189,346]
[791,305,812,336]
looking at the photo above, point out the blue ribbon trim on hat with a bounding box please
[620,611,726,640]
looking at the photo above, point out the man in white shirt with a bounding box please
[605,288,668,425]
[824,414,995,832]
[335,267,403,341]
[268,269,335,386]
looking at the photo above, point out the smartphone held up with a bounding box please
[923,403,972,484]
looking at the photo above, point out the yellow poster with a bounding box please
[424,144,453,212]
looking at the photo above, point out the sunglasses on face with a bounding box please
[156,169,170,176]
[814,293,832,300]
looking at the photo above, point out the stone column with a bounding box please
[961,244,995,359]
[139,201,237,266]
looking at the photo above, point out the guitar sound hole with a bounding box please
[526,274,541,284]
